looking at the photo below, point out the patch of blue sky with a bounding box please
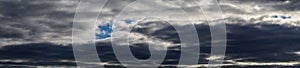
[96,21,113,39]
[271,15,278,18]
[124,19,133,24]
[271,15,291,19]
[281,16,288,19]
[282,16,291,19]
[96,19,134,39]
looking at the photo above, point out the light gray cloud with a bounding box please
[0,0,78,45]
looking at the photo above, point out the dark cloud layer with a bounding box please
[132,21,300,63]
[1,22,300,67]
[0,43,75,67]
[226,24,300,62]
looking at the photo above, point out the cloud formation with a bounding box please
[1,0,300,67]
[0,0,78,45]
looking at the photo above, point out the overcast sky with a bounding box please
[0,0,299,45]
[1,0,300,67]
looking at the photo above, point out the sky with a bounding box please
[0,0,300,67]
[1,0,299,45]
